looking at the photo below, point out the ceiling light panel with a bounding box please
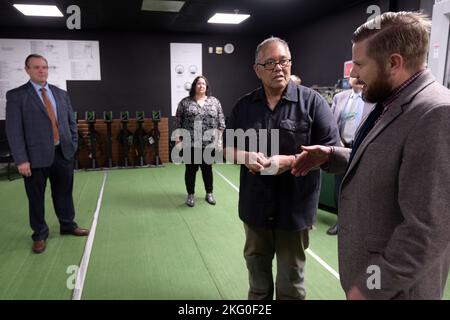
[141,0,185,13]
[207,13,250,24]
[13,4,63,17]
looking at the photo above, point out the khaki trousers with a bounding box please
[243,223,309,300]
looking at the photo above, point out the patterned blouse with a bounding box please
[175,96,226,147]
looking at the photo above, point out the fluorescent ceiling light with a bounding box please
[13,4,63,17]
[141,0,185,13]
[208,13,250,24]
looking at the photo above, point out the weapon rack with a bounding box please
[75,118,168,169]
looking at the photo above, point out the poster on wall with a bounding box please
[0,38,101,120]
[170,43,202,116]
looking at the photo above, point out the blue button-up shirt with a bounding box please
[30,80,58,122]
[349,90,365,126]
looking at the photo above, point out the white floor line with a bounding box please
[305,249,340,280]
[214,168,340,281]
[214,168,239,192]
[72,171,108,300]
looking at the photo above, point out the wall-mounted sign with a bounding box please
[170,43,202,116]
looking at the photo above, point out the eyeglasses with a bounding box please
[257,59,291,71]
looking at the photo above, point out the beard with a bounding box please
[362,68,394,103]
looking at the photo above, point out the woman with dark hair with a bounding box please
[175,75,225,207]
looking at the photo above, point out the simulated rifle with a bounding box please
[103,111,113,168]
[148,110,162,166]
[86,111,97,169]
[117,111,132,167]
[133,111,148,167]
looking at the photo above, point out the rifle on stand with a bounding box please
[133,111,148,167]
[103,111,113,168]
[86,111,97,169]
[148,110,163,167]
[117,111,132,167]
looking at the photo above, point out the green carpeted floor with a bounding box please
[0,170,104,299]
[0,164,448,300]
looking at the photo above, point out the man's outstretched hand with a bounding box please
[291,145,331,177]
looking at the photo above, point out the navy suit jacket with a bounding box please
[5,81,78,168]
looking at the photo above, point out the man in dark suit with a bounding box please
[326,76,374,235]
[292,12,450,299]
[5,54,89,254]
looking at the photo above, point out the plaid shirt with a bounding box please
[381,69,425,113]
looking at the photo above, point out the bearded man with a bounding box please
[292,11,450,300]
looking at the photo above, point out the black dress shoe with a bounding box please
[326,223,338,236]
[61,227,90,236]
[32,240,46,254]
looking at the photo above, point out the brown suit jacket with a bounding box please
[328,70,450,299]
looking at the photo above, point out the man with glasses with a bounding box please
[225,37,339,299]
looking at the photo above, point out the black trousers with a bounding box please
[23,147,77,241]
[185,163,213,194]
[184,147,213,195]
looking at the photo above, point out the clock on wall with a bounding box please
[224,43,234,54]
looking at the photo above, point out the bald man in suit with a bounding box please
[6,54,89,254]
